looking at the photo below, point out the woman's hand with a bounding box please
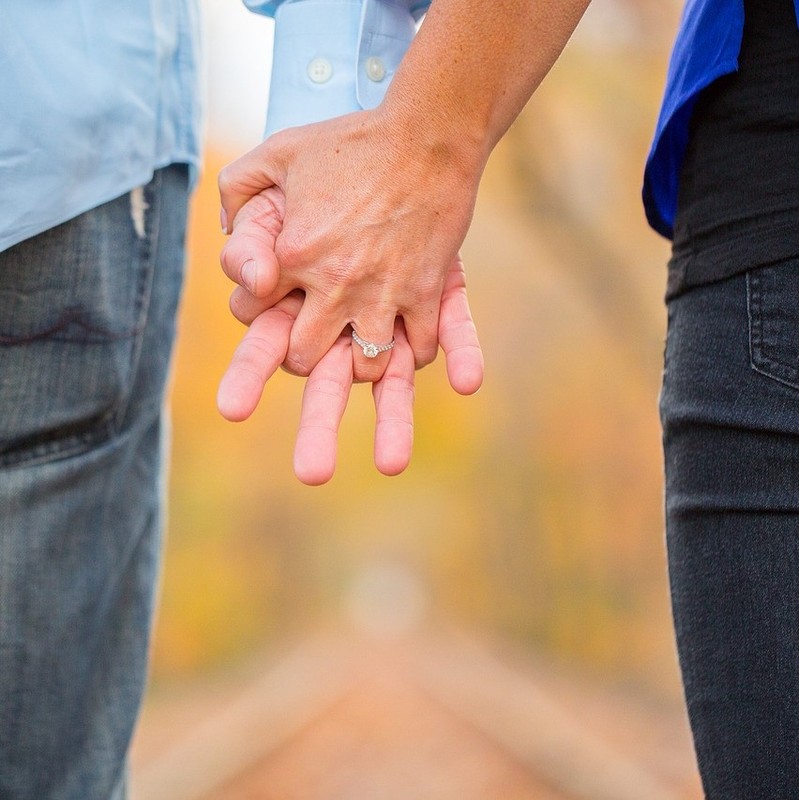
[219,107,484,384]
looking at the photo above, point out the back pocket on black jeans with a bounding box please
[747,258,799,391]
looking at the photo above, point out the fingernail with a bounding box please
[220,207,228,234]
[241,260,257,294]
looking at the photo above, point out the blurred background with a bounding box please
[132,1,704,797]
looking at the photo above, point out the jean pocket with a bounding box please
[747,258,799,391]
[0,186,157,467]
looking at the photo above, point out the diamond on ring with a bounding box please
[351,330,395,358]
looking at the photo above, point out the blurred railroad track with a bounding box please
[131,629,701,800]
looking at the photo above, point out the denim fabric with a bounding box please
[0,165,189,800]
[661,261,799,798]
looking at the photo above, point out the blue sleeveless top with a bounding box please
[643,0,799,239]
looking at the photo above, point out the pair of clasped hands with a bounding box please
[215,109,485,485]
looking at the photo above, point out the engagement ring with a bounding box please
[351,330,395,358]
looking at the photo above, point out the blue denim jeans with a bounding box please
[0,165,189,800]
[661,261,799,798]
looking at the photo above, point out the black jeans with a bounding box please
[661,261,799,798]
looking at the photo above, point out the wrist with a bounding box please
[375,87,490,189]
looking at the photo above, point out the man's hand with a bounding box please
[217,293,417,485]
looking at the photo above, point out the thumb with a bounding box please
[219,188,285,298]
[218,134,288,235]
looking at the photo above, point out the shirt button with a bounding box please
[307,57,333,84]
[365,56,386,82]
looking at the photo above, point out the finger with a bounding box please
[217,293,303,422]
[372,321,415,476]
[350,315,398,384]
[220,188,285,297]
[220,223,280,299]
[279,295,348,377]
[439,256,484,395]
[229,285,274,327]
[229,279,297,326]
[218,137,286,235]
[401,274,445,368]
[402,303,442,370]
[294,334,353,486]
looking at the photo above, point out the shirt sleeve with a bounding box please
[244,0,431,136]
[242,0,283,17]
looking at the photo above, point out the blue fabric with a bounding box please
[0,165,189,800]
[661,260,799,796]
[643,0,799,238]
[0,1,201,254]
[246,0,427,135]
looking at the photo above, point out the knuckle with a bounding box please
[306,375,348,399]
[229,296,248,324]
[217,165,234,195]
[244,334,283,366]
[354,363,384,384]
[415,346,438,369]
[441,316,477,341]
[283,351,312,378]
[229,290,256,324]
[219,240,237,275]
[380,374,415,396]
[419,282,442,304]
[325,257,362,291]
[275,228,310,269]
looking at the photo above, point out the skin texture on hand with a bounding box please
[217,296,416,486]
[219,108,482,384]
[217,189,483,485]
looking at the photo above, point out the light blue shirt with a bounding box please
[245,0,429,135]
[0,1,202,253]
[0,0,423,254]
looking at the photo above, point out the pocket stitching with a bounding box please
[747,267,799,391]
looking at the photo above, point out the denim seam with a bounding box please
[747,268,799,391]
[111,171,163,435]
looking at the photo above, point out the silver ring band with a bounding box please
[352,330,395,358]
